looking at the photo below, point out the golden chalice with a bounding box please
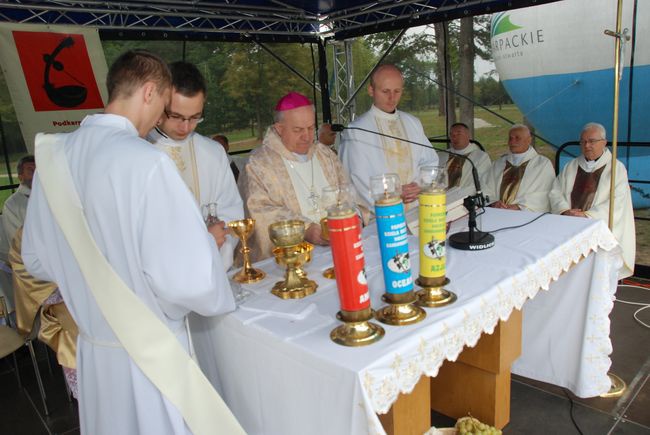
[228,218,266,284]
[320,217,335,279]
[269,220,318,299]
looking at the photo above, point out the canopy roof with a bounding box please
[0,0,561,42]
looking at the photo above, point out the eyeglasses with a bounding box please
[579,138,605,146]
[164,110,204,125]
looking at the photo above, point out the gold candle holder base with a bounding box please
[600,372,627,398]
[228,219,266,284]
[323,267,335,279]
[271,243,318,300]
[271,280,317,299]
[415,276,456,307]
[233,267,266,284]
[330,308,385,347]
[375,291,426,326]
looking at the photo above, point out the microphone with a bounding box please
[332,123,495,251]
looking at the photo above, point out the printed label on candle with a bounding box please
[419,191,447,278]
[375,201,414,294]
[328,212,371,312]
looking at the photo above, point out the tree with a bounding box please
[475,76,512,108]
[459,17,475,133]
[434,22,456,129]
[222,43,314,139]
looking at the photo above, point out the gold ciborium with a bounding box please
[269,220,318,299]
[228,218,266,284]
[320,217,335,279]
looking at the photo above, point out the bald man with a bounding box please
[484,124,555,212]
[339,64,438,214]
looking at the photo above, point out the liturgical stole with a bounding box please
[375,117,413,184]
[571,165,605,211]
[500,160,530,205]
[446,154,465,188]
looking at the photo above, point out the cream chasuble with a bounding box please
[550,148,635,278]
[239,127,350,262]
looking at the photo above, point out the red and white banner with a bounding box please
[0,23,108,153]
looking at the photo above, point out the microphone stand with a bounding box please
[332,124,494,250]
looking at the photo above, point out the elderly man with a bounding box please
[550,122,635,278]
[148,61,243,270]
[239,92,349,261]
[340,64,438,212]
[23,50,236,434]
[484,124,555,212]
[437,122,491,198]
[2,155,35,244]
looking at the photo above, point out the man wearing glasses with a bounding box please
[148,61,243,271]
[550,122,635,278]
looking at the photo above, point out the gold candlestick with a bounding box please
[269,220,318,299]
[330,307,385,347]
[228,218,265,284]
[374,290,427,326]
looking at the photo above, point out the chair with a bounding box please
[0,296,49,415]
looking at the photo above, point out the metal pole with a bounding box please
[606,0,625,231]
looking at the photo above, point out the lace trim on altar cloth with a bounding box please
[360,221,620,434]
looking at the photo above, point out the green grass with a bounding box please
[216,104,556,161]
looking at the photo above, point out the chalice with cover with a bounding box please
[228,218,266,284]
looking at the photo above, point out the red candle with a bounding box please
[328,210,370,312]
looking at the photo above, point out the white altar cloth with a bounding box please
[197,208,622,435]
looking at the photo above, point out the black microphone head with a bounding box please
[330,124,345,132]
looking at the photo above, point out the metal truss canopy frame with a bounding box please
[0,0,562,42]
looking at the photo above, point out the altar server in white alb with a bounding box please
[22,50,236,435]
[437,122,491,199]
[550,122,635,278]
[339,64,438,212]
[148,61,243,271]
[484,124,555,212]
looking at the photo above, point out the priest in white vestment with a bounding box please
[148,61,244,271]
[339,64,438,213]
[437,122,491,199]
[484,124,555,212]
[550,122,635,278]
[239,92,351,262]
[22,51,236,435]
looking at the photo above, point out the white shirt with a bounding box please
[23,113,235,435]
